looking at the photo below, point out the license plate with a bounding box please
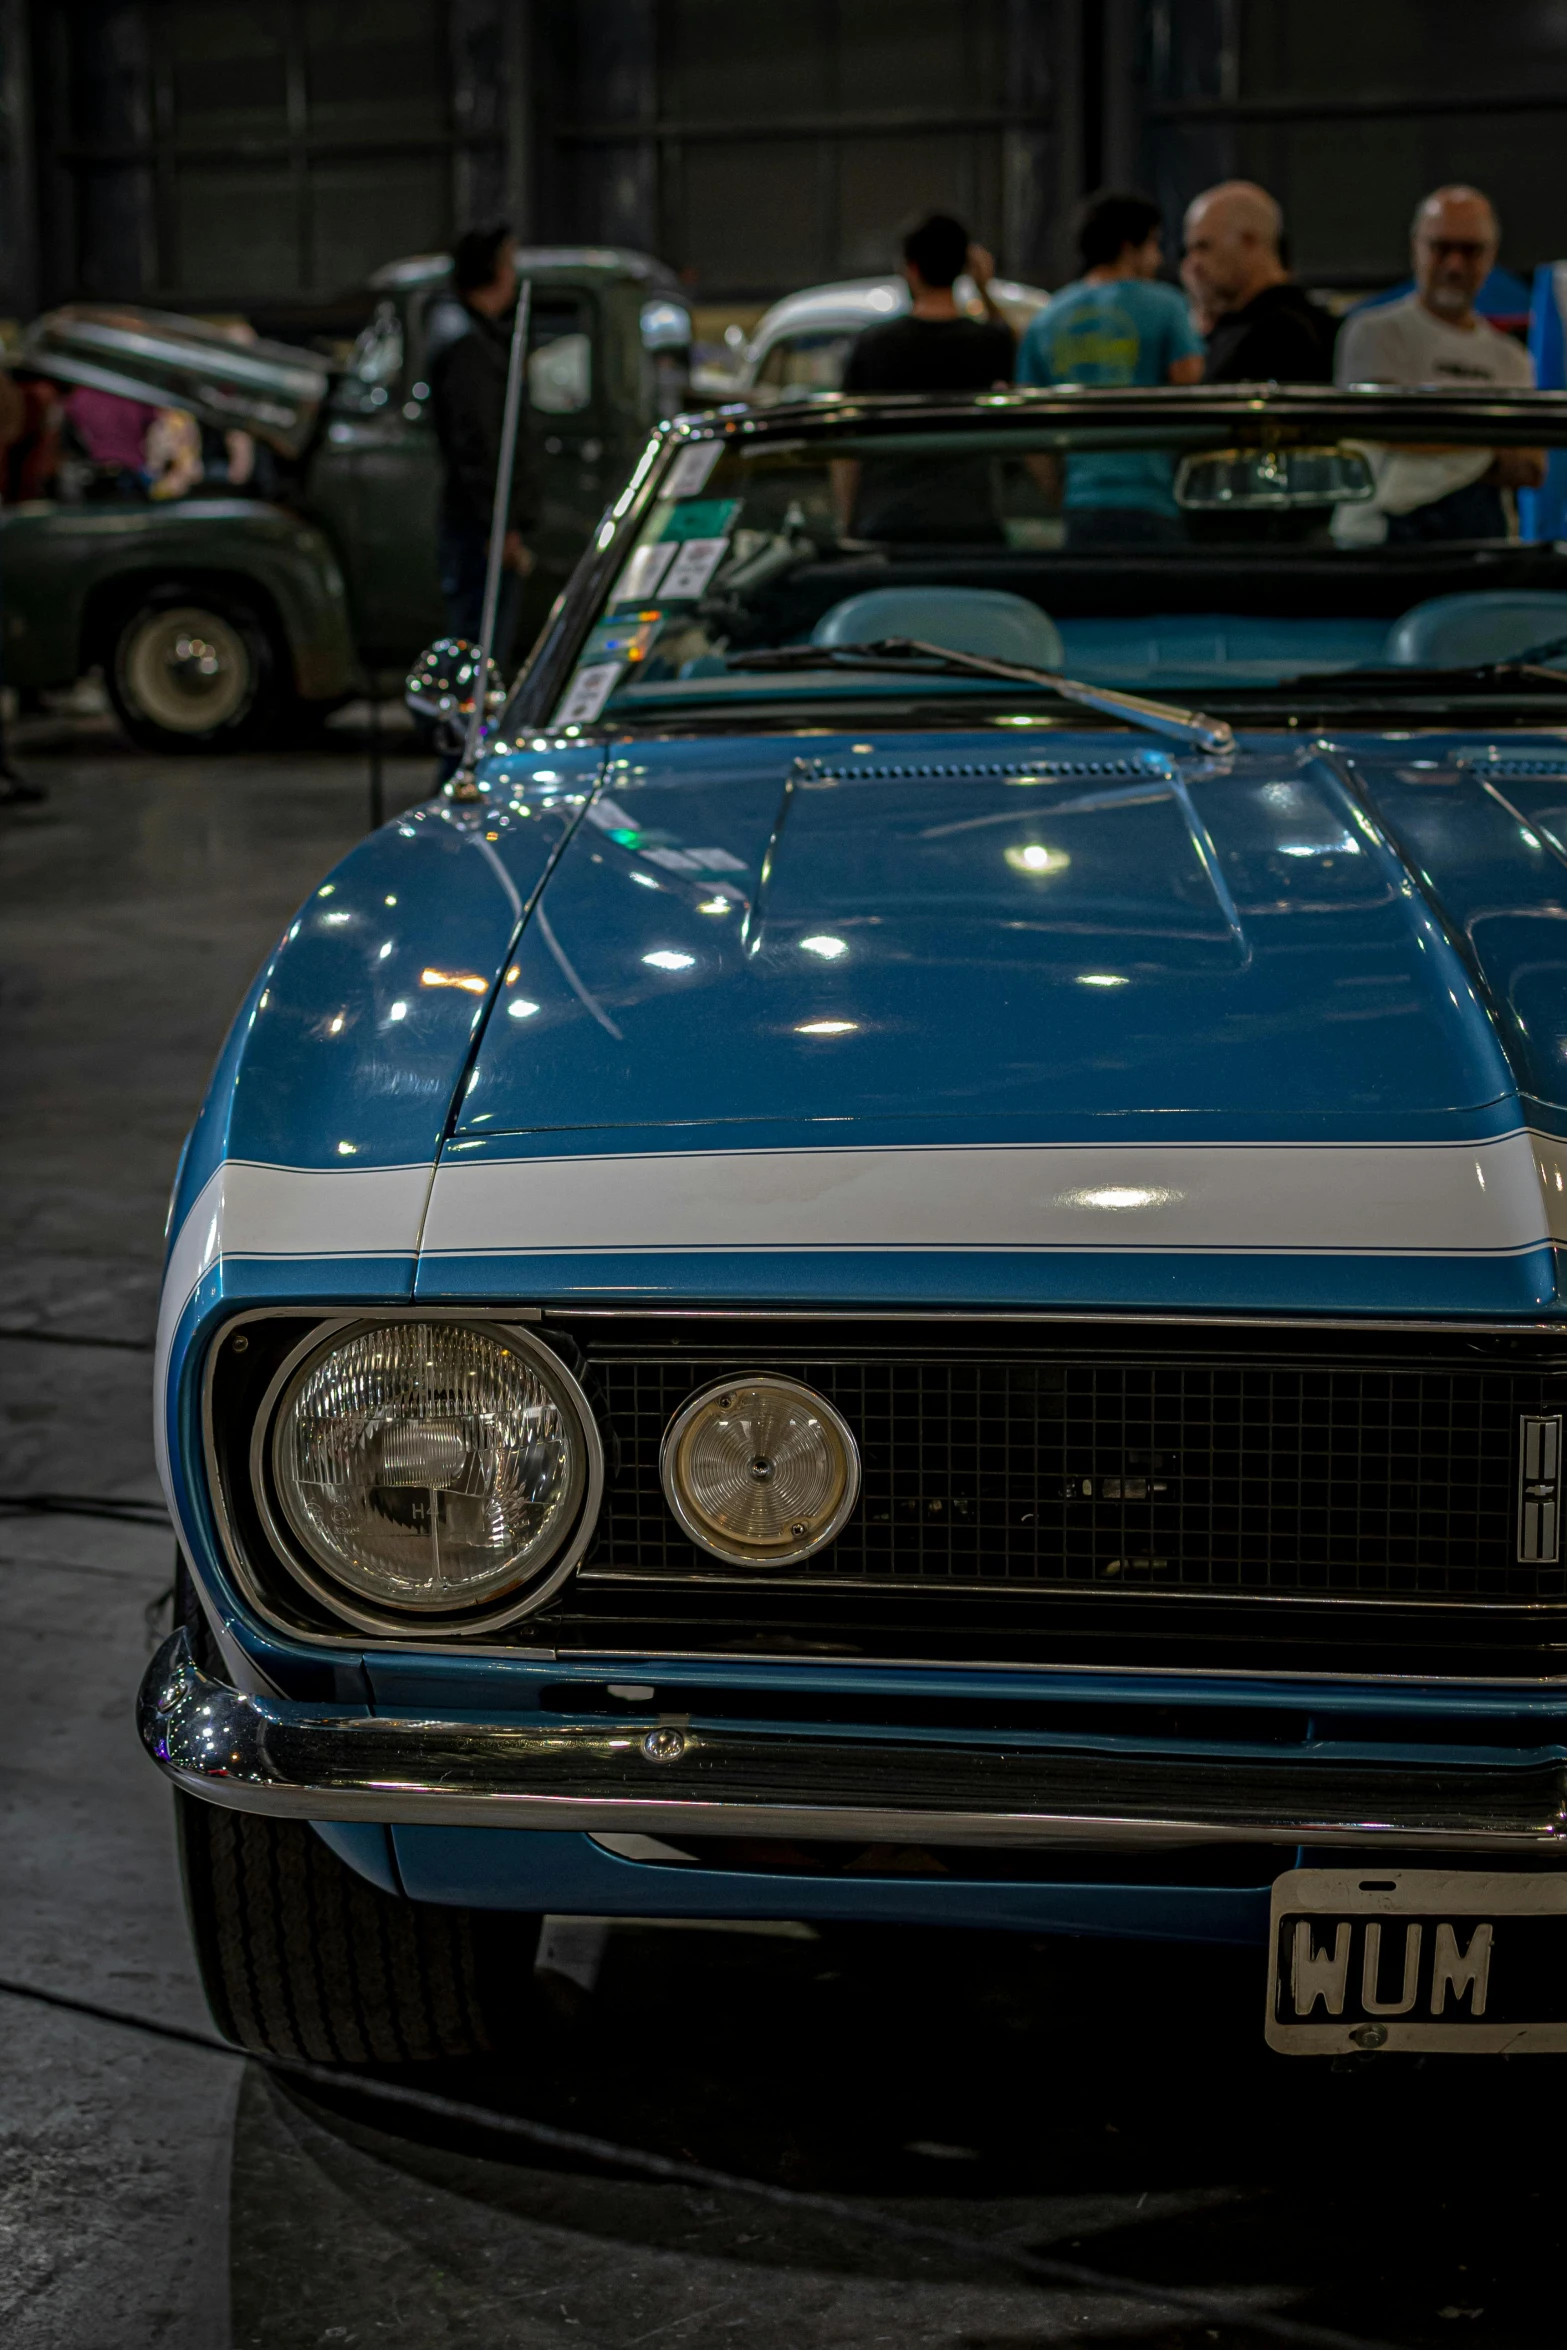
[1267,1867,1567,2053]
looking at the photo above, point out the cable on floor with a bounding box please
[0,1969,1395,2350]
[0,1325,155,1351]
[0,1493,170,1526]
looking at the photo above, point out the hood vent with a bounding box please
[1457,749,1567,778]
[798,752,1173,785]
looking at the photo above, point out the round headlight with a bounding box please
[660,1375,859,1567]
[262,1321,598,1625]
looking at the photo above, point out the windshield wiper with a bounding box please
[1492,631,1567,672]
[1309,632,1567,693]
[1283,661,1567,695]
[725,637,1235,755]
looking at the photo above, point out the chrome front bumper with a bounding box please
[137,1629,1567,1851]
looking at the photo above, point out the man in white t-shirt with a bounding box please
[1336,185,1541,541]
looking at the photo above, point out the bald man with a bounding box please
[1182,180,1336,382]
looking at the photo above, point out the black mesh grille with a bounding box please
[583,1352,1567,1605]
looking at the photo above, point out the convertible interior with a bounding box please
[568,418,1567,713]
[803,577,1567,688]
[644,557,1567,697]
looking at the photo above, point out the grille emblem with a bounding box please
[1518,1415,1562,1563]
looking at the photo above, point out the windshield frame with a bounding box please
[499,385,1567,740]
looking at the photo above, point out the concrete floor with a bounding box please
[2,713,1565,2349]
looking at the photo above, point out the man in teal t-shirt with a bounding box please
[1016,190,1202,547]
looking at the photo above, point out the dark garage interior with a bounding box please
[8,2,1567,317]
[7,6,1567,2347]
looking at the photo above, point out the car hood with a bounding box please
[457,726,1567,1150]
[401,725,1567,1316]
[18,305,329,456]
[152,725,1567,1336]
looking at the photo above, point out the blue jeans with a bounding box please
[1386,481,1507,544]
[437,517,523,664]
[1065,508,1186,549]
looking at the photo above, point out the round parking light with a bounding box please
[660,1375,860,1567]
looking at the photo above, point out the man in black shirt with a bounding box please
[428,224,539,660]
[835,213,1015,541]
[1182,181,1336,384]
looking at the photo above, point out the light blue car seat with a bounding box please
[811,586,1065,668]
[1384,591,1567,668]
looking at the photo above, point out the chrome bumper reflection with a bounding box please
[138,1628,1567,1850]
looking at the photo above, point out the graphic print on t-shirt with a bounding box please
[1015,279,1201,513]
[1336,293,1534,390]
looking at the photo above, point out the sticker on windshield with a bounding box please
[582,617,659,663]
[660,538,729,600]
[611,540,676,606]
[664,442,723,499]
[661,498,740,542]
[554,662,622,725]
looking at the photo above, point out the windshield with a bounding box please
[542,402,1567,729]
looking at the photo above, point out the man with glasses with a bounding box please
[1335,186,1540,541]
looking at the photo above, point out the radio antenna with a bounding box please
[447,274,532,801]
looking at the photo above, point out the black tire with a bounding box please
[106,582,287,754]
[175,1792,503,2063]
[170,1554,530,2064]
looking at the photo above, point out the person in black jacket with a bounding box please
[1182,181,1336,383]
[428,224,539,661]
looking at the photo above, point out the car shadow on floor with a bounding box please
[223,1918,1566,2348]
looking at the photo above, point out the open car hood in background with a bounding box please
[15,305,331,457]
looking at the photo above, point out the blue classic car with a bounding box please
[144,383,1567,2062]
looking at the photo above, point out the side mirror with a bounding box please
[1175,444,1375,510]
[404,637,505,755]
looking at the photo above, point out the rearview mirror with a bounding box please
[1174,445,1375,510]
[405,637,505,753]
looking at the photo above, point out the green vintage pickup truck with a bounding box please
[0,247,691,751]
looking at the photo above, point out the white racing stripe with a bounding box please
[154,1130,1567,1407]
[420,1131,1567,1261]
[161,1157,431,1311]
[155,1134,1567,1352]
[152,1132,1567,1519]
[153,1159,432,1493]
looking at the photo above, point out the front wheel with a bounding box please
[107,590,282,753]
[176,1792,531,2063]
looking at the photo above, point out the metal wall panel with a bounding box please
[26,0,516,308]
[1144,0,1567,286]
[18,0,1567,316]
[533,0,1064,297]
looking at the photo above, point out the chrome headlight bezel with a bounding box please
[659,1372,861,1568]
[248,1316,604,1635]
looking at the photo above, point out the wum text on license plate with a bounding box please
[1267,1868,1567,2053]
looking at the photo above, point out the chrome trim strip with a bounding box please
[550,1642,1567,1690]
[140,1628,1567,1850]
[549,1308,1567,1334]
[578,1563,1567,1615]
